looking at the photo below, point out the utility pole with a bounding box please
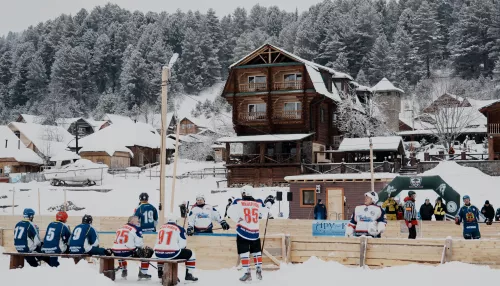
[159,54,179,226]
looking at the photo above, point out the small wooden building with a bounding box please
[480,100,500,160]
[0,126,43,175]
[285,173,396,220]
[211,144,227,162]
[79,150,132,169]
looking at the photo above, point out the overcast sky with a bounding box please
[0,0,324,36]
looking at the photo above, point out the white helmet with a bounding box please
[365,191,379,204]
[167,213,179,224]
[241,186,253,197]
[196,194,205,201]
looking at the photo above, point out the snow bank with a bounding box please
[423,161,500,207]
[2,250,500,286]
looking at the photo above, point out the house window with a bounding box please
[284,73,302,82]
[248,103,267,120]
[320,107,325,123]
[284,102,302,119]
[249,76,266,83]
[332,113,338,122]
[283,74,302,89]
[301,189,316,207]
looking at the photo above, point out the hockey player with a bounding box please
[14,208,47,267]
[346,191,387,238]
[187,194,230,235]
[227,189,268,282]
[455,195,481,239]
[134,193,158,232]
[41,211,71,267]
[112,216,154,280]
[69,214,111,255]
[154,214,198,282]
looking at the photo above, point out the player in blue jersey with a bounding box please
[134,193,158,232]
[41,211,71,267]
[69,214,111,256]
[14,208,48,267]
[456,195,481,239]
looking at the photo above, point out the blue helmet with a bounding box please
[23,208,35,219]
[463,195,470,201]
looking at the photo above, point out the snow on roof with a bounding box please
[285,172,397,182]
[372,78,404,93]
[19,114,45,124]
[89,120,108,131]
[351,81,373,92]
[8,122,75,158]
[332,71,354,80]
[0,126,43,164]
[103,114,135,125]
[338,136,404,152]
[211,144,226,149]
[217,133,314,143]
[50,150,81,162]
[305,65,342,102]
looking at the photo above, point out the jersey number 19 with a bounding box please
[143,211,154,224]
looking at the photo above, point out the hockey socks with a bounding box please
[252,252,263,270]
[118,259,128,269]
[240,252,250,273]
[186,252,196,274]
[140,261,149,274]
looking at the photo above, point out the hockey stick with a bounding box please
[182,201,189,228]
[261,211,271,253]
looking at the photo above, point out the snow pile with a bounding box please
[1,250,500,286]
[423,161,500,206]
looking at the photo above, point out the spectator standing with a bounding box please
[419,199,434,221]
[382,195,398,220]
[404,191,418,239]
[224,198,232,218]
[313,199,327,220]
[481,200,495,224]
[495,208,500,221]
[434,197,447,221]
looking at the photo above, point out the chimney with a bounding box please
[5,139,7,148]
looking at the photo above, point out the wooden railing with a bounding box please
[229,153,298,165]
[238,111,267,121]
[274,110,302,120]
[239,83,267,92]
[489,123,500,134]
[273,81,303,90]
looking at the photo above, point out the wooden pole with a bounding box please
[170,119,181,214]
[64,189,67,212]
[38,188,41,225]
[159,66,169,226]
[369,137,374,193]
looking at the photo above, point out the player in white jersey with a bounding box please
[111,216,154,280]
[346,191,387,238]
[227,189,268,282]
[187,194,230,235]
[154,214,198,282]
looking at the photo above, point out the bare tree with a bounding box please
[431,106,482,149]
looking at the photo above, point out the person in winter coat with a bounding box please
[382,196,398,220]
[434,197,447,221]
[313,199,327,220]
[419,199,434,221]
[481,200,495,224]
[404,191,418,239]
[456,195,481,239]
[496,208,500,221]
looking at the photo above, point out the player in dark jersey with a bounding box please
[41,211,71,267]
[134,193,158,232]
[68,214,111,256]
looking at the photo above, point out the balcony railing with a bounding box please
[239,83,267,92]
[489,123,500,134]
[273,81,303,90]
[273,110,302,120]
[239,112,267,121]
[229,153,299,165]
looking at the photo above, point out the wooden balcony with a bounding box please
[489,123,500,134]
[238,112,267,122]
[239,83,267,92]
[229,153,300,165]
[273,110,302,120]
[273,81,303,90]
[238,81,303,92]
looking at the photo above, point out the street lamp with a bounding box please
[159,53,179,226]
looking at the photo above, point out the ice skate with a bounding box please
[239,272,252,282]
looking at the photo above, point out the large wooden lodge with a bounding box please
[219,44,380,186]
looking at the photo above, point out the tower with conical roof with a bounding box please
[372,78,404,132]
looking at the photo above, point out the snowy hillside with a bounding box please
[0,159,288,218]
[1,247,500,286]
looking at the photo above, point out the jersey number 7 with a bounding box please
[243,208,258,223]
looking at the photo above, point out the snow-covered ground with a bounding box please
[0,159,289,218]
[2,247,500,286]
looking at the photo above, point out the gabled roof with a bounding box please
[229,43,345,102]
[479,99,500,114]
[0,126,43,164]
[18,114,45,124]
[8,122,75,158]
[372,78,404,93]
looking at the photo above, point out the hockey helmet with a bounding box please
[82,214,93,224]
[56,211,68,223]
[23,208,35,219]
[241,186,253,197]
[167,213,179,224]
[365,191,379,204]
[196,194,205,202]
[139,192,149,202]
[463,195,470,201]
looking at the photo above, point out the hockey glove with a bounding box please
[187,226,194,236]
[221,220,230,230]
[455,217,460,225]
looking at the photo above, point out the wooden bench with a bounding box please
[3,252,185,286]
